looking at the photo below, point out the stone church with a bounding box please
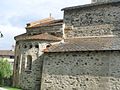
[13,0,120,90]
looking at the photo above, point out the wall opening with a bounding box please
[27,55,32,70]
[29,45,33,49]
[35,44,39,48]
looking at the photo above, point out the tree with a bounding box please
[0,59,12,85]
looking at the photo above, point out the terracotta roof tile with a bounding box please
[26,18,63,29]
[26,17,54,27]
[14,33,62,41]
[0,50,14,56]
[44,37,120,52]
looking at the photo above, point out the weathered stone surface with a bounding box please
[13,18,63,90]
[63,2,120,38]
[64,24,115,37]
[26,25,63,37]
[41,51,120,90]
[13,1,120,90]
[13,40,57,90]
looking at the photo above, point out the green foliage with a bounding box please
[0,58,12,85]
[2,86,21,90]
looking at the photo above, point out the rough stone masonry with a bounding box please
[13,0,120,90]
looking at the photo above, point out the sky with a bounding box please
[0,0,90,50]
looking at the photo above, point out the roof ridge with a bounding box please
[26,17,55,28]
[15,33,62,41]
[26,19,63,29]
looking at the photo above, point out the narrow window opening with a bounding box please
[29,45,33,49]
[27,55,32,70]
[35,45,39,48]
[46,44,51,48]
[51,32,56,36]
[10,56,14,59]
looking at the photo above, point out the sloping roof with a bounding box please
[26,17,54,28]
[44,37,120,52]
[61,1,120,11]
[26,17,63,29]
[14,33,62,41]
[0,50,14,56]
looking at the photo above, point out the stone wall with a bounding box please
[13,40,55,90]
[64,2,120,38]
[26,24,63,37]
[13,41,20,87]
[41,51,120,90]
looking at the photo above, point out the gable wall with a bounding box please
[64,3,120,38]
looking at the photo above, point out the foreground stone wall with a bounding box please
[64,2,120,38]
[41,51,120,90]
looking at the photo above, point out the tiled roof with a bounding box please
[14,33,62,41]
[61,1,120,11]
[26,17,54,27]
[44,37,120,52]
[0,50,14,56]
[26,17,63,29]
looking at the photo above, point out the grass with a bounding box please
[2,86,21,90]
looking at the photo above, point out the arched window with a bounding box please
[27,55,32,70]
[29,44,33,49]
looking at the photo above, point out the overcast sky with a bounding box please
[0,0,90,50]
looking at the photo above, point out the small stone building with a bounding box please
[0,50,14,69]
[13,0,120,90]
